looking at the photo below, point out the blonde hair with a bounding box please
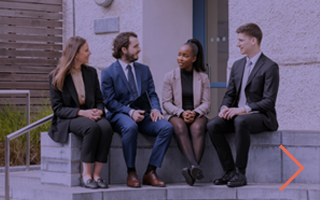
[50,36,86,91]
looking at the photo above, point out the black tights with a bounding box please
[169,116,207,166]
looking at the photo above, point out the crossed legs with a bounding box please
[169,116,207,165]
[169,116,207,185]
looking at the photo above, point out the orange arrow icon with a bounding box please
[279,145,304,191]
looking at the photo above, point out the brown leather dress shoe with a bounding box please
[142,170,166,187]
[127,171,141,188]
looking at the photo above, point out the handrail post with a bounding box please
[26,91,30,171]
[5,137,10,200]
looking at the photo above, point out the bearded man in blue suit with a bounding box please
[101,32,173,188]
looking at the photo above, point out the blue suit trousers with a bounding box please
[110,113,174,168]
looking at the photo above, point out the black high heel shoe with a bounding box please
[190,165,204,180]
[182,168,195,186]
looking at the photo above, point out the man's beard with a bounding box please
[125,52,138,63]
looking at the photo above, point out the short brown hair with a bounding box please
[236,23,263,45]
[112,32,138,59]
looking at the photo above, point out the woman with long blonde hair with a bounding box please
[49,36,113,189]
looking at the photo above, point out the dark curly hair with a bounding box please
[112,32,138,59]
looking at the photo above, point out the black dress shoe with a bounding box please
[182,168,195,186]
[190,165,204,180]
[227,170,247,187]
[96,178,108,188]
[213,170,236,185]
[79,177,98,189]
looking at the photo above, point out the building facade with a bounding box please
[63,0,320,130]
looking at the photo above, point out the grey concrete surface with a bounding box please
[1,175,320,200]
[40,130,320,187]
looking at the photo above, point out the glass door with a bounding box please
[193,0,228,118]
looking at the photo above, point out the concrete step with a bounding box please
[41,130,320,185]
[0,165,40,173]
[0,189,22,200]
[0,171,320,200]
[0,170,41,189]
[0,182,319,200]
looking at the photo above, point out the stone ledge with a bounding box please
[41,132,82,148]
[41,159,80,174]
[41,171,80,187]
[1,175,319,200]
[281,130,320,146]
[111,131,282,148]
[0,165,40,173]
[40,130,320,185]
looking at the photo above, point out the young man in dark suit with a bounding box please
[100,32,174,188]
[207,23,279,187]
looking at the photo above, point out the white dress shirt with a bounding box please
[222,51,262,113]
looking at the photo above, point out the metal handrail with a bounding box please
[5,114,53,200]
[0,90,30,171]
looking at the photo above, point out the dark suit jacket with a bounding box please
[222,53,280,130]
[100,60,161,120]
[48,65,105,143]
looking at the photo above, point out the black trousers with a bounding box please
[207,113,270,174]
[69,116,113,163]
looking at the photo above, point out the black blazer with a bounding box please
[48,65,105,143]
[221,53,280,130]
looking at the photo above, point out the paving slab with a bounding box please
[1,179,320,200]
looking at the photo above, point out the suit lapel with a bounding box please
[82,66,92,108]
[246,54,266,86]
[173,68,182,106]
[65,74,79,106]
[236,57,247,93]
[193,70,201,107]
[115,60,132,94]
[133,62,141,95]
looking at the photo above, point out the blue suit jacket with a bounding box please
[101,60,162,120]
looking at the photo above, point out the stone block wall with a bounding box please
[41,132,83,186]
[41,130,320,186]
[229,0,320,130]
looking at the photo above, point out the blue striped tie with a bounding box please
[127,65,139,99]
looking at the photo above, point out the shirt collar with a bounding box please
[246,51,262,66]
[118,59,134,71]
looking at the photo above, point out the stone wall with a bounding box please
[62,0,193,97]
[229,0,320,130]
[60,0,320,130]
[63,0,143,73]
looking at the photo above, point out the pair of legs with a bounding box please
[207,113,269,175]
[110,113,174,171]
[69,116,113,182]
[169,116,207,185]
[169,116,207,166]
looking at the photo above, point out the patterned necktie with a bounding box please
[126,65,139,99]
[238,60,253,108]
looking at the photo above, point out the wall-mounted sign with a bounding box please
[95,0,113,7]
[94,17,119,34]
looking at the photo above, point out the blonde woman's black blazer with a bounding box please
[48,65,104,143]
